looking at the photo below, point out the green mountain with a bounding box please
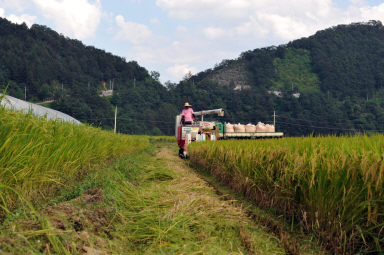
[0,18,176,135]
[1,18,384,136]
[176,20,384,135]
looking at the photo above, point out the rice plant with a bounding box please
[0,106,149,216]
[188,136,384,254]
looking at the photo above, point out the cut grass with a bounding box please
[1,143,286,254]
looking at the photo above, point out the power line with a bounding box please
[79,115,383,133]
[278,112,384,126]
[220,113,380,128]
[277,115,383,126]
[83,117,175,125]
[277,120,384,132]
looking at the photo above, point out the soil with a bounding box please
[43,187,110,253]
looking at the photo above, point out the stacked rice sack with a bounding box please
[225,123,234,132]
[245,124,256,132]
[234,123,245,132]
[266,124,275,132]
[256,122,275,132]
[226,122,275,132]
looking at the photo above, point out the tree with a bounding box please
[183,71,193,80]
[150,71,160,82]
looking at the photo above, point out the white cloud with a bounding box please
[156,0,251,20]
[150,0,384,82]
[0,0,33,12]
[254,13,314,40]
[349,0,367,7]
[157,0,336,41]
[32,0,102,40]
[114,15,153,44]
[1,0,384,84]
[122,32,225,82]
[166,64,196,81]
[176,25,188,32]
[0,7,36,27]
[150,18,160,24]
[128,38,205,68]
[6,13,37,27]
[360,3,384,21]
[157,0,384,43]
[203,26,225,40]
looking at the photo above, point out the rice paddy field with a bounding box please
[3,99,380,254]
[1,106,294,254]
[188,136,384,254]
[0,105,149,218]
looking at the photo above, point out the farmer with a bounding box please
[180,102,196,125]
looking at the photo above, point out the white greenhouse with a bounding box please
[1,95,81,124]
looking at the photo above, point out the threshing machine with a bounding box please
[176,108,284,158]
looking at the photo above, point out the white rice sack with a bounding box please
[256,122,267,132]
[265,124,275,132]
[234,123,246,132]
[225,123,234,133]
[245,124,256,132]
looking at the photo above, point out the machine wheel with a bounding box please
[179,148,185,159]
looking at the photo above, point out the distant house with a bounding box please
[268,90,283,97]
[100,90,113,97]
[234,85,251,91]
[268,90,301,98]
[292,93,301,98]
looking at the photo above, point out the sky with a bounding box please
[0,0,384,83]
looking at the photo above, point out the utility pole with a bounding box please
[24,86,26,101]
[273,111,277,128]
[114,105,117,134]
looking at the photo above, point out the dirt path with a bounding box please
[155,145,285,254]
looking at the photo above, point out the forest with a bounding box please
[1,18,384,136]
